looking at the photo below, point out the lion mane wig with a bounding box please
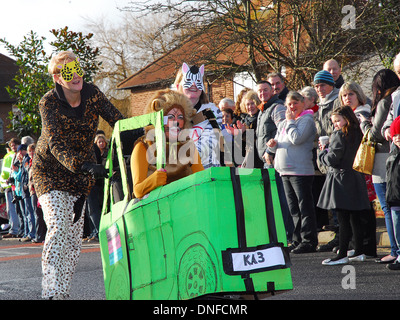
[144,89,196,130]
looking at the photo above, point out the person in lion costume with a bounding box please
[130,89,204,199]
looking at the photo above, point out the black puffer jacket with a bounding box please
[386,148,400,207]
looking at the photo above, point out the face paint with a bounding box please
[181,62,205,91]
[57,58,84,82]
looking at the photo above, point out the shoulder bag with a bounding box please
[353,129,376,175]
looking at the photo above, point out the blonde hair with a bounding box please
[145,89,196,130]
[27,143,35,151]
[240,90,260,114]
[48,51,77,75]
[173,67,209,104]
[339,81,367,106]
[94,134,107,146]
[234,87,251,115]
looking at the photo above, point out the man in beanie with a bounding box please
[313,70,339,141]
[313,70,340,252]
[386,116,400,270]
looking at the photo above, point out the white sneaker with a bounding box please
[322,257,349,265]
[349,254,366,262]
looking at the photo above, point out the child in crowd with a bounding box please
[222,108,234,127]
[385,116,400,270]
[317,106,371,265]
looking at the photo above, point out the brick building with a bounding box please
[0,53,18,144]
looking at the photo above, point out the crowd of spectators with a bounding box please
[218,55,400,269]
[0,130,108,244]
[2,54,400,273]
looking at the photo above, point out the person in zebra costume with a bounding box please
[174,63,235,169]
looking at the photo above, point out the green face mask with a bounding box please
[57,58,84,82]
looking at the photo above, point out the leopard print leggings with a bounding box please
[39,190,86,299]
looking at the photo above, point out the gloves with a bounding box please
[73,195,86,223]
[81,162,108,179]
[133,169,167,199]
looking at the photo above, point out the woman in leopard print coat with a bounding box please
[32,51,124,300]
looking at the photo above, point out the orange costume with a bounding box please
[131,89,204,198]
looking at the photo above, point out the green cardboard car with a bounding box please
[99,111,292,300]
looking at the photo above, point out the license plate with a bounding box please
[222,243,290,275]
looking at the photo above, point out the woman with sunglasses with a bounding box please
[32,50,124,300]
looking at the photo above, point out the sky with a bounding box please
[0,0,134,58]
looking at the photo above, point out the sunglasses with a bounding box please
[56,58,84,82]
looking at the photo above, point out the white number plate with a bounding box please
[231,246,286,272]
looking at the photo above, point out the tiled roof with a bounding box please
[117,30,264,90]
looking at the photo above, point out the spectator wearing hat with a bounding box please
[313,70,339,148]
[15,144,36,242]
[386,116,400,270]
[16,144,26,152]
[313,70,340,252]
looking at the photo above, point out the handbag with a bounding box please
[352,129,376,175]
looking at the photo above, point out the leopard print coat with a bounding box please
[32,82,124,199]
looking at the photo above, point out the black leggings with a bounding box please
[337,210,364,258]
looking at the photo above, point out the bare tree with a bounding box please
[85,11,187,99]
[122,0,400,88]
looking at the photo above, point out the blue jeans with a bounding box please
[275,171,294,241]
[281,175,318,246]
[22,196,36,239]
[5,189,20,235]
[374,182,398,257]
[391,209,400,259]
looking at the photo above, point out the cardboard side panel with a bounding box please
[100,167,293,300]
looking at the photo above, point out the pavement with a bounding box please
[1,220,390,247]
[0,214,391,248]
[318,215,390,247]
[0,234,100,249]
